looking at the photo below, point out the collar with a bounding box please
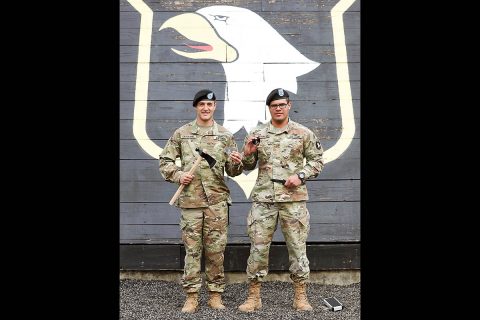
[267,118,291,134]
[190,120,219,135]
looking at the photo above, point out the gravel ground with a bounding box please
[120,279,360,319]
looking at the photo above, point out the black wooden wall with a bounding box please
[120,0,360,270]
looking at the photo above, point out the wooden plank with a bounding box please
[120,119,358,143]
[119,117,360,141]
[121,12,359,47]
[120,45,359,64]
[120,80,360,101]
[119,175,362,202]
[119,11,140,30]
[120,139,166,159]
[121,222,360,243]
[120,244,181,269]
[259,11,360,31]
[121,30,360,50]
[120,155,359,183]
[119,179,359,203]
[262,0,360,12]
[306,243,360,270]
[119,137,360,160]
[119,0,359,14]
[119,243,360,271]
[120,224,181,243]
[223,245,250,271]
[120,202,181,225]
[120,59,360,81]
[318,158,360,179]
[122,10,359,42]
[120,201,360,225]
[119,99,360,120]
[120,30,139,47]
[120,118,360,140]
[120,0,263,12]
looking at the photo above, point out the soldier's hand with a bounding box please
[180,173,194,185]
[229,151,243,164]
[284,175,302,188]
[243,136,259,157]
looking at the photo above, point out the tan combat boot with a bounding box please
[207,291,226,310]
[238,281,262,312]
[181,292,199,313]
[292,282,313,311]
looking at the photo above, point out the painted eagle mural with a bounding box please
[159,5,320,134]
[126,0,357,197]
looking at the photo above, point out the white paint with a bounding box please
[194,5,320,134]
[126,0,357,198]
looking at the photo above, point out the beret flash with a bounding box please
[193,89,216,107]
[265,88,290,106]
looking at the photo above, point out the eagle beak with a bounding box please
[159,13,238,62]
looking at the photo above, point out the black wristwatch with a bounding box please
[297,172,306,184]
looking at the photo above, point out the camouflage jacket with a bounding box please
[242,119,324,202]
[159,120,243,208]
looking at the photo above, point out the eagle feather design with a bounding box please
[159,5,320,134]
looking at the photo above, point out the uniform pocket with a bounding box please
[296,209,310,239]
[297,212,309,227]
[179,218,188,230]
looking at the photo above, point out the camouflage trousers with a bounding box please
[246,201,310,283]
[180,201,228,293]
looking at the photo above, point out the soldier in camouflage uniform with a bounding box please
[159,89,243,313]
[238,88,324,312]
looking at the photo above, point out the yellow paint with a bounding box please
[324,0,357,163]
[128,0,162,159]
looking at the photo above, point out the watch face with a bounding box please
[299,172,305,179]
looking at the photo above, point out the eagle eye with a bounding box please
[212,15,229,23]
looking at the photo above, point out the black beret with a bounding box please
[193,89,216,107]
[265,88,290,106]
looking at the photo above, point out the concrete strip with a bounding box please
[120,270,360,285]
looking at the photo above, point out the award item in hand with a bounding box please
[168,148,216,206]
[271,178,287,185]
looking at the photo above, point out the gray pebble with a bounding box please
[121,280,360,319]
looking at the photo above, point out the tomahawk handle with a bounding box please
[169,156,203,206]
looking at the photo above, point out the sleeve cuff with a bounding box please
[173,171,183,184]
[242,153,256,165]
